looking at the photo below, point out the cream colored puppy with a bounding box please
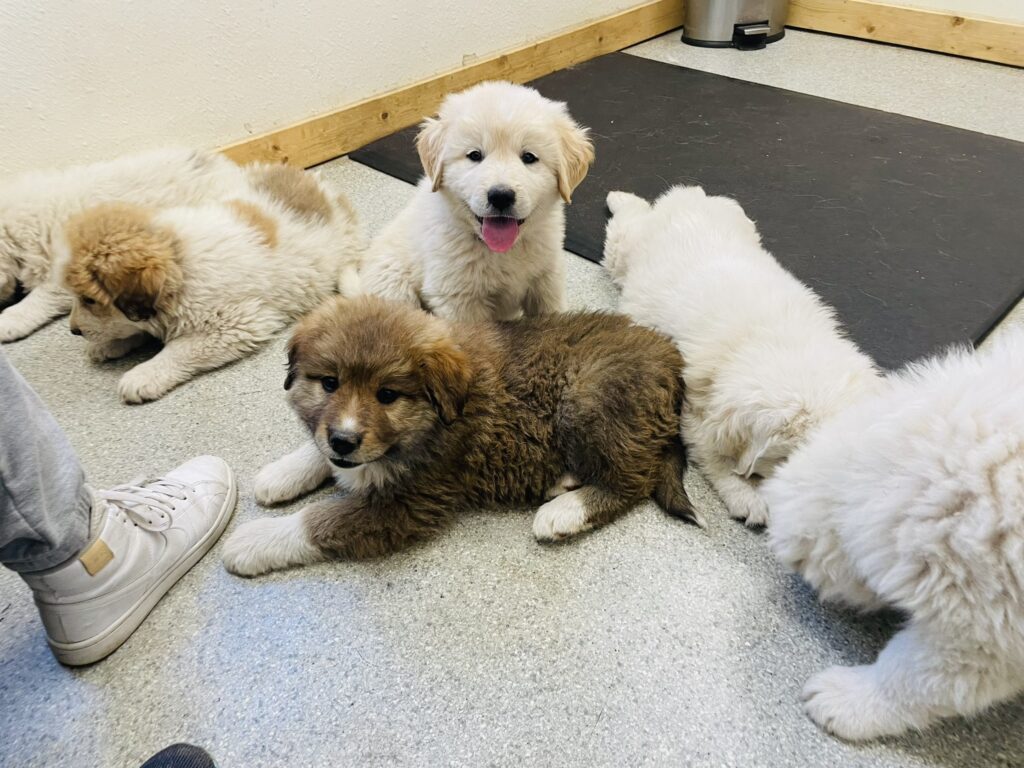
[61,165,361,403]
[603,187,881,526]
[764,330,1024,740]
[360,81,594,322]
[0,147,247,342]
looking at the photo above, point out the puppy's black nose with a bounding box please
[329,430,362,456]
[70,327,82,336]
[487,186,516,212]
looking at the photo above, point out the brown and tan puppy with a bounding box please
[222,296,698,575]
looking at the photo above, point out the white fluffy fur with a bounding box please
[360,81,593,323]
[64,168,361,403]
[254,437,395,502]
[533,488,593,541]
[763,329,1024,740]
[0,147,247,341]
[603,186,881,525]
[222,508,324,577]
[227,436,396,575]
[252,440,332,506]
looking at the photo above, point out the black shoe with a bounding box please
[140,743,216,768]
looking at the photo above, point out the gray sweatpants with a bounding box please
[0,348,91,573]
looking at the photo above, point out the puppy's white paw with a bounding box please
[802,665,905,741]
[88,336,143,362]
[727,492,770,528]
[533,489,593,542]
[0,316,33,343]
[253,462,309,506]
[222,513,322,577]
[89,343,117,363]
[118,364,172,403]
[253,443,331,505]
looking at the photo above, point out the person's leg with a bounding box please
[0,348,239,665]
[0,347,93,573]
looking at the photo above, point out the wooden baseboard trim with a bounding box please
[222,0,1019,169]
[788,0,1024,68]
[220,0,685,168]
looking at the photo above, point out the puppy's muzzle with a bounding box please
[328,429,364,468]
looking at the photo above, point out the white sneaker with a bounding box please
[22,456,237,666]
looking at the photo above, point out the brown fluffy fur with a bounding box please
[226,199,278,248]
[63,202,182,321]
[248,164,333,223]
[285,296,696,560]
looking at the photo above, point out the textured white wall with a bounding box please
[886,0,1024,22]
[0,0,646,176]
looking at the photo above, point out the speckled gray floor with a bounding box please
[2,29,1023,768]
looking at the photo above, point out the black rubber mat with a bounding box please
[350,52,1024,369]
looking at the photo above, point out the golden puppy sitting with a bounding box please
[222,296,700,576]
[61,165,361,403]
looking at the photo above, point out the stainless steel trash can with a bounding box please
[681,0,789,50]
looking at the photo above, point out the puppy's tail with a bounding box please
[653,436,704,528]
[330,191,361,242]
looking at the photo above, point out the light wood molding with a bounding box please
[220,0,685,168]
[221,0,1021,170]
[788,0,1024,68]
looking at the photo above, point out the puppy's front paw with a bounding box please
[118,364,171,404]
[253,461,308,506]
[533,490,593,542]
[0,316,32,343]
[727,492,770,528]
[802,665,905,741]
[222,513,321,577]
[88,337,141,362]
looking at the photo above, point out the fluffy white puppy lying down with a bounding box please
[360,80,594,323]
[603,186,880,525]
[763,329,1024,741]
[0,147,247,342]
[60,164,361,403]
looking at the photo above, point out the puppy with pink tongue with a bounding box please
[481,216,521,253]
[360,81,594,323]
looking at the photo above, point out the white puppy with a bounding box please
[603,186,880,525]
[360,81,594,322]
[60,164,361,403]
[0,147,247,342]
[763,329,1024,741]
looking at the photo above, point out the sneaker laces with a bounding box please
[95,477,195,531]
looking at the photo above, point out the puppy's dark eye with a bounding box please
[521,152,538,165]
[467,150,483,162]
[82,297,96,306]
[321,377,339,393]
[376,388,399,404]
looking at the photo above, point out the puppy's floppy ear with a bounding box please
[112,263,172,322]
[416,116,447,192]
[420,337,471,425]
[284,322,311,391]
[284,341,299,391]
[734,407,810,478]
[735,435,776,479]
[555,110,595,204]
